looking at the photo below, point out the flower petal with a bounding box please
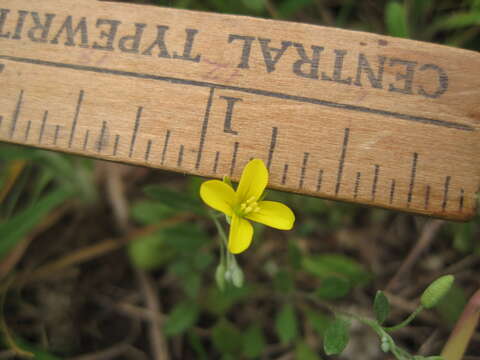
[199,180,235,216]
[236,159,268,202]
[246,201,295,230]
[228,215,254,254]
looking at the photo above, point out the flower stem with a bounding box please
[384,305,423,332]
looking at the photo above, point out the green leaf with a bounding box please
[385,1,410,38]
[242,324,266,358]
[212,319,243,354]
[131,200,175,225]
[0,187,72,259]
[241,0,265,13]
[278,0,314,19]
[163,301,199,336]
[373,291,390,325]
[275,303,298,344]
[302,254,371,286]
[204,285,251,315]
[143,185,204,214]
[435,283,467,326]
[323,317,350,355]
[295,342,322,360]
[127,233,175,270]
[305,310,332,337]
[316,276,351,300]
[433,12,480,30]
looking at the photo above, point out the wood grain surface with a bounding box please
[0,0,479,220]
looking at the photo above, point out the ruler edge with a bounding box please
[2,138,477,222]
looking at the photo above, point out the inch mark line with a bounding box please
[129,107,143,158]
[113,135,120,156]
[196,87,215,170]
[97,121,107,153]
[38,111,48,144]
[53,125,60,145]
[371,165,380,201]
[335,128,350,196]
[267,127,278,170]
[317,169,324,192]
[407,153,418,208]
[69,90,84,148]
[299,152,309,189]
[354,172,361,199]
[213,151,220,173]
[0,116,3,128]
[0,55,473,132]
[230,142,239,176]
[10,90,24,139]
[389,179,396,204]
[459,189,464,212]
[177,145,184,167]
[83,130,90,151]
[281,164,289,185]
[145,139,153,161]
[161,130,171,165]
[425,185,431,210]
[442,176,451,211]
[24,120,31,141]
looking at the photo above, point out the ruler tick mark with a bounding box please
[145,139,153,161]
[407,153,418,207]
[24,120,31,141]
[129,107,143,158]
[113,135,120,156]
[0,116,3,129]
[425,185,431,210]
[442,176,451,211]
[317,169,324,192]
[459,189,464,212]
[0,63,4,73]
[38,111,48,144]
[372,165,379,201]
[10,90,24,139]
[354,172,361,199]
[389,179,396,204]
[267,127,278,170]
[97,121,107,153]
[335,128,350,196]
[83,130,90,151]
[69,90,84,148]
[281,164,289,185]
[53,125,60,145]
[161,130,171,165]
[177,145,185,167]
[299,152,309,189]
[196,87,215,170]
[213,151,220,173]
[230,142,239,176]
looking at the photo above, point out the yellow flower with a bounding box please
[200,159,295,254]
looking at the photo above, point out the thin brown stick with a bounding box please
[136,269,170,360]
[386,219,445,291]
[14,213,193,286]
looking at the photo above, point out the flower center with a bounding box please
[237,196,260,216]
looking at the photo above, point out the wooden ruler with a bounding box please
[1,0,479,221]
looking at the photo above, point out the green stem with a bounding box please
[210,211,235,271]
[384,306,424,332]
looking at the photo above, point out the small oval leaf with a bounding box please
[373,290,390,325]
[323,317,350,355]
